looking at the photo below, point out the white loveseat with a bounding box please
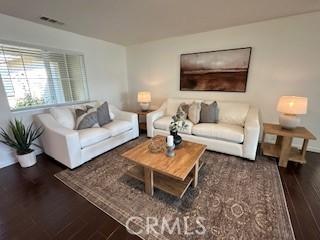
[147,98,260,160]
[36,103,139,169]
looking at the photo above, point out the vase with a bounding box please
[170,130,182,147]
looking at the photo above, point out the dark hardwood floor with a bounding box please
[0,154,141,240]
[279,151,320,240]
[0,151,319,239]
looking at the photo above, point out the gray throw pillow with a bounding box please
[200,101,218,123]
[97,101,112,126]
[75,107,98,130]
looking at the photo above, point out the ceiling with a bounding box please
[0,0,320,45]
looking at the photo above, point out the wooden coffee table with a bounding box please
[121,136,206,198]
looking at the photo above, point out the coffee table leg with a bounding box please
[192,160,199,188]
[144,168,154,196]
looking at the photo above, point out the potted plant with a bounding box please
[0,119,43,168]
[169,112,188,146]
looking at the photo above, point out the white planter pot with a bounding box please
[16,151,37,168]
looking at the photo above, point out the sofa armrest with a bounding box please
[115,110,137,122]
[243,107,261,160]
[110,105,139,138]
[146,101,167,137]
[147,110,165,137]
[35,114,82,169]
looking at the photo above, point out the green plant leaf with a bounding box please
[0,118,44,154]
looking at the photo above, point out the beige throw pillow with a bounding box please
[188,102,201,124]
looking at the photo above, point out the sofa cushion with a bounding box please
[192,123,244,143]
[78,128,112,148]
[214,102,250,126]
[102,120,132,136]
[50,107,75,129]
[154,116,193,134]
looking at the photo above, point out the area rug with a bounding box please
[55,137,295,240]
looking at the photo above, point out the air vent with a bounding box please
[40,16,64,25]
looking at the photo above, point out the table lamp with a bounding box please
[277,96,308,129]
[137,91,151,111]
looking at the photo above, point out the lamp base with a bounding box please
[279,113,300,129]
[139,102,150,111]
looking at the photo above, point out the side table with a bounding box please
[136,110,153,132]
[261,123,316,167]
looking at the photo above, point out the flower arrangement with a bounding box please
[169,112,188,133]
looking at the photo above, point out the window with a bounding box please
[0,43,89,111]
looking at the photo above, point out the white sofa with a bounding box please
[36,103,139,169]
[147,98,260,160]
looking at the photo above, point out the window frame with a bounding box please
[0,39,90,112]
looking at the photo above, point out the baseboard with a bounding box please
[262,139,320,154]
[292,144,320,154]
[0,148,43,169]
[0,157,16,169]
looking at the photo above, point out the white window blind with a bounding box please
[0,43,89,111]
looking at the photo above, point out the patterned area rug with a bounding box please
[55,137,295,240]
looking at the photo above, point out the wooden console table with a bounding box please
[261,123,316,167]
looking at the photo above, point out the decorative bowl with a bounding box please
[148,138,165,153]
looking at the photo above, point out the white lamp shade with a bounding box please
[277,96,308,115]
[137,91,151,103]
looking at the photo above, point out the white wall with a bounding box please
[1,12,320,168]
[0,13,128,168]
[127,12,320,152]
